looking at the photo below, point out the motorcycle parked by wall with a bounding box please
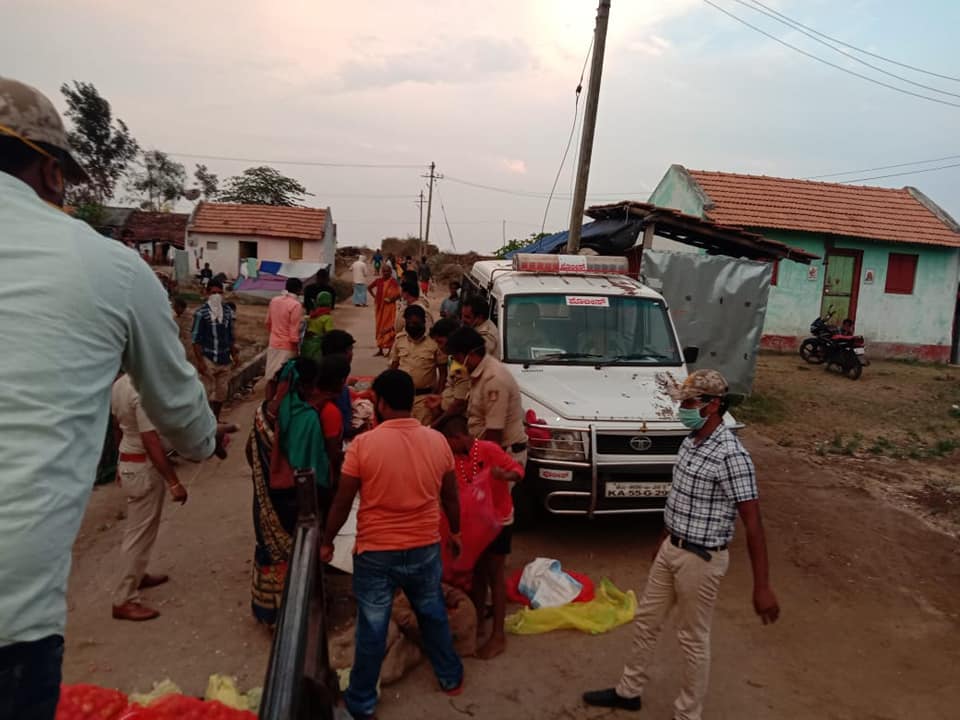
[823,333,868,380]
[799,310,837,364]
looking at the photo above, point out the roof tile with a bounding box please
[189,202,327,241]
[687,170,960,248]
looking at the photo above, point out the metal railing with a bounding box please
[259,469,337,720]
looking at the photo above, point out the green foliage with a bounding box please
[72,202,107,227]
[217,166,310,206]
[494,232,548,259]
[127,150,186,211]
[60,81,139,204]
[193,163,219,199]
[734,393,788,425]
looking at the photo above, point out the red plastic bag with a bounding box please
[57,684,129,720]
[506,567,596,606]
[440,466,501,591]
[120,696,255,719]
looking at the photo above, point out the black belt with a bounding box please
[670,535,727,562]
[414,387,434,396]
[505,442,527,453]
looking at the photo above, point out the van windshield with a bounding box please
[503,294,681,365]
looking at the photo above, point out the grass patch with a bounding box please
[736,393,788,426]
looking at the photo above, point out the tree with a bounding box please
[127,150,186,211]
[193,163,219,199]
[494,232,548,258]
[60,81,139,204]
[218,166,310,206]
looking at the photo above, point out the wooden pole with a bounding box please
[566,0,611,254]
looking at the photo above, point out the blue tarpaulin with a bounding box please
[505,219,641,258]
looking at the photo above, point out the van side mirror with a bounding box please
[683,346,700,364]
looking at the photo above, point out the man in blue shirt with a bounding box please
[0,76,232,720]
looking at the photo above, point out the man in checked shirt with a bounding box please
[583,369,779,720]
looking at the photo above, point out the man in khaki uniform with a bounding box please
[390,305,446,425]
[460,295,500,357]
[110,374,189,622]
[395,279,434,334]
[424,318,470,428]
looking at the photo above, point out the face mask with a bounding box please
[678,406,708,430]
[448,358,466,374]
[406,324,425,339]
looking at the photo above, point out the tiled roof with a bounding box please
[124,211,188,248]
[686,169,960,248]
[189,202,327,241]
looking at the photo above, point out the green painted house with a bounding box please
[649,165,960,363]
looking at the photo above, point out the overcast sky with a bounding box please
[3,0,958,253]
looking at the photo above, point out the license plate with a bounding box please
[854,348,865,355]
[605,481,672,498]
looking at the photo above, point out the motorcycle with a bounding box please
[823,333,868,380]
[798,310,838,364]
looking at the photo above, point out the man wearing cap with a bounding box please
[390,305,446,425]
[460,296,499,357]
[582,369,779,720]
[192,278,240,419]
[0,76,232,720]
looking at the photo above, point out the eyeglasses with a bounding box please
[680,395,717,409]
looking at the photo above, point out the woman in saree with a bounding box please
[247,356,345,625]
[368,263,400,356]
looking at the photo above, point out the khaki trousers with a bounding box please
[412,395,433,426]
[616,540,729,720]
[112,462,166,606]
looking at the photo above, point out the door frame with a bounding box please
[822,248,863,324]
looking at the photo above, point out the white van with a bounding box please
[462,254,700,520]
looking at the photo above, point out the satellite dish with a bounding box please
[182,188,202,201]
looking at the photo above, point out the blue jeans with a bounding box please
[0,635,64,720]
[346,543,463,717]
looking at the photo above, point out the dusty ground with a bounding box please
[63,301,960,719]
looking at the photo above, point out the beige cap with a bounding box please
[0,76,89,182]
[667,369,729,402]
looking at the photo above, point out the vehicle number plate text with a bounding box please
[854,348,865,355]
[605,481,672,498]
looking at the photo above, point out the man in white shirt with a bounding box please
[352,255,371,306]
[0,76,231,720]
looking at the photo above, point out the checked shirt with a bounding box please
[664,425,758,548]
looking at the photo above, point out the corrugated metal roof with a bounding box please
[686,169,960,248]
[189,202,327,241]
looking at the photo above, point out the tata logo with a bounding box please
[629,436,653,452]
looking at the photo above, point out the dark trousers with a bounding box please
[0,635,64,720]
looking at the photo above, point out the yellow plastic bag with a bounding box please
[205,674,263,712]
[128,678,182,706]
[505,578,636,635]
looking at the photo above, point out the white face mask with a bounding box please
[207,293,224,322]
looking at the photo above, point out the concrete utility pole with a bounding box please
[567,0,611,254]
[422,162,438,257]
[415,190,425,248]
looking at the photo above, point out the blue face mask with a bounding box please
[678,407,708,430]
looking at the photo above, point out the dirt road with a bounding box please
[63,301,960,719]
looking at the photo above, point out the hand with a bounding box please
[753,585,780,624]
[423,395,442,411]
[320,543,334,564]
[214,423,238,459]
[168,481,188,504]
[197,362,210,378]
[491,466,507,482]
[447,532,462,559]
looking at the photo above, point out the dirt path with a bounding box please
[64,302,960,719]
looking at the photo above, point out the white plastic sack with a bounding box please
[518,557,583,609]
[330,496,359,574]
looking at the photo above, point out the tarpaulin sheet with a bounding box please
[640,250,772,396]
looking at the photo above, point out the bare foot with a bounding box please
[476,633,506,660]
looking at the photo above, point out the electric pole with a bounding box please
[567,0,611,254]
[422,162,440,257]
[415,190,426,249]
[502,219,506,248]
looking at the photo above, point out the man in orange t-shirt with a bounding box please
[322,369,464,720]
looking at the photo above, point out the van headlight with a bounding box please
[528,429,587,463]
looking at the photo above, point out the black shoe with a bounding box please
[582,687,642,711]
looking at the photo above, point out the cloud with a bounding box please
[338,36,532,91]
[627,34,671,56]
[502,159,527,174]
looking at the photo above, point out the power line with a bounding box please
[444,175,648,199]
[733,0,960,99]
[542,35,594,235]
[837,162,960,184]
[167,151,424,169]
[748,0,960,83]
[435,184,457,251]
[701,0,960,108]
[804,153,960,180]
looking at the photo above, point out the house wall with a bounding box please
[648,166,707,217]
[761,229,960,362]
[187,232,328,277]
